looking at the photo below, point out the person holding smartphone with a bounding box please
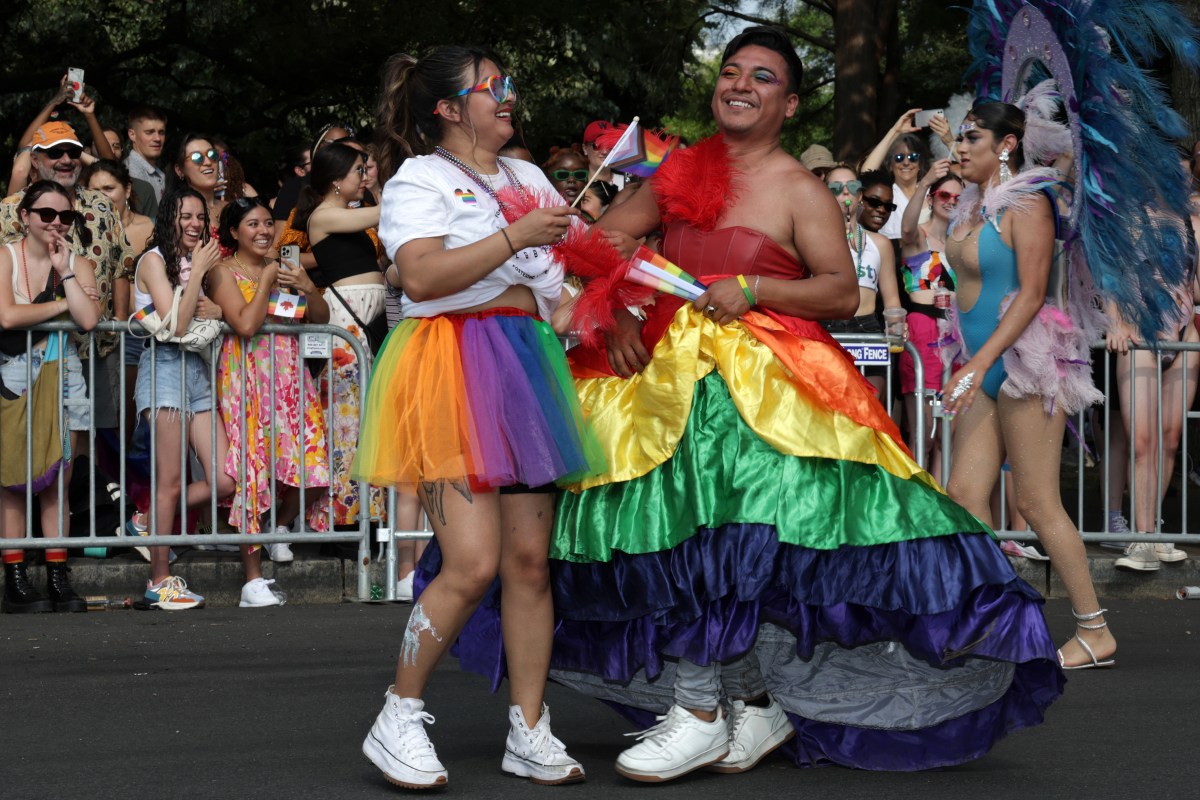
[860,108,951,241]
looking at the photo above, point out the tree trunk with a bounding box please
[1171,0,1200,142]
[876,0,901,140]
[833,0,880,162]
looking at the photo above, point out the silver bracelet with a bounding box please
[753,274,761,305]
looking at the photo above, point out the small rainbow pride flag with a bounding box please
[269,290,306,319]
[624,246,706,300]
[597,120,680,178]
[131,303,156,322]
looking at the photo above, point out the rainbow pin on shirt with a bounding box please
[455,189,478,205]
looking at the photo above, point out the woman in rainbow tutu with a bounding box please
[353,47,602,789]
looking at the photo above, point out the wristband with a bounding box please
[737,274,754,306]
[61,272,76,283]
[500,228,518,257]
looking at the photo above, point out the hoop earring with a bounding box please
[998,148,1012,183]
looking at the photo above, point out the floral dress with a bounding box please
[218,266,330,533]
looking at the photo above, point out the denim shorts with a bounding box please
[134,343,214,416]
[0,337,90,431]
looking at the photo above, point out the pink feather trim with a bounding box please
[999,294,1103,415]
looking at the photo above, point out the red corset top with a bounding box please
[661,223,809,281]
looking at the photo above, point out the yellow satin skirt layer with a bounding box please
[567,305,941,495]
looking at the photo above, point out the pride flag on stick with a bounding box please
[569,117,679,208]
[624,245,706,301]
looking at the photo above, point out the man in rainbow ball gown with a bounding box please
[421,25,1064,781]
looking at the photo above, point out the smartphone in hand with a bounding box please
[280,245,301,272]
[914,109,945,128]
[67,68,85,103]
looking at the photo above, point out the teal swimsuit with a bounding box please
[958,213,1018,400]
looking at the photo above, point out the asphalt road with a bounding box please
[1,599,1196,800]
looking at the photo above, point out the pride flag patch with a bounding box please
[455,189,477,205]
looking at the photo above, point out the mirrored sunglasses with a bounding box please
[893,152,921,163]
[828,180,862,195]
[188,149,218,165]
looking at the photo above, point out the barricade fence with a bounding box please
[0,320,372,601]
[4,322,1196,605]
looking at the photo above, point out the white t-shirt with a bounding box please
[379,154,567,321]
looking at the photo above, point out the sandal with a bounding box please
[1057,608,1116,670]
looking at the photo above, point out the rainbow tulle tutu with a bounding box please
[415,301,1063,770]
[352,308,604,490]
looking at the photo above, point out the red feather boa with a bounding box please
[653,135,740,232]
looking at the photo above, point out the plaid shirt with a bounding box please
[0,186,135,358]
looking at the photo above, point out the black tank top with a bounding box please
[310,230,379,287]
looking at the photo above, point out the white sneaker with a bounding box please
[1155,543,1188,563]
[239,577,286,607]
[615,704,729,782]
[501,703,585,784]
[709,695,795,773]
[1114,542,1160,572]
[1100,513,1131,551]
[266,528,294,562]
[362,690,447,789]
[396,572,415,603]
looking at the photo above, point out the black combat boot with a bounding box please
[46,562,87,612]
[2,561,54,613]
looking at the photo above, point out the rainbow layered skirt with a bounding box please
[415,303,1063,770]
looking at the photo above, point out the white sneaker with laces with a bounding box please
[266,527,294,562]
[615,703,729,782]
[1100,513,1131,551]
[239,577,286,607]
[501,703,585,784]
[1114,542,1160,572]
[362,690,447,789]
[709,695,795,773]
[1154,543,1188,563]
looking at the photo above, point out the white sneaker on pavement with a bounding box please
[1155,543,1188,563]
[1114,542,1160,572]
[239,577,286,607]
[501,703,585,784]
[615,703,729,782]
[709,695,795,773]
[362,690,448,789]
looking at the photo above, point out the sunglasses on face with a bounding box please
[27,207,79,225]
[931,190,960,204]
[827,180,862,196]
[38,145,83,161]
[893,152,921,164]
[861,196,897,212]
[188,149,218,165]
[438,75,516,111]
[551,169,588,182]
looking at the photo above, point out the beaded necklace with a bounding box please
[433,146,550,280]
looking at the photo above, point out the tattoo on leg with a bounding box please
[421,481,447,527]
[400,601,445,667]
[450,478,473,504]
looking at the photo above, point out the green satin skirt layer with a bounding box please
[552,372,988,564]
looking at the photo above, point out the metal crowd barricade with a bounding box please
[944,340,1200,546]
[0,320,374,600]
[831,332,927,467]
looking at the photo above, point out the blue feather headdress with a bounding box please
[966,0,1200,340]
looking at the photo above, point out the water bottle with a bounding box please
[86,596,132,611]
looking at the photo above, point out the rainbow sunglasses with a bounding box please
[435,75,516,114]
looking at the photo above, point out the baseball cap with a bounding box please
[583,120,612,145]
[31,122,83,150]
[799,144,836,171]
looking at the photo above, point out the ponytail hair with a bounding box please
[293,142,364,233]
[374,45,495,183]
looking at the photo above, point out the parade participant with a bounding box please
[426,25,1063,780]
[941,100,1111,668]
[355,46,601,789]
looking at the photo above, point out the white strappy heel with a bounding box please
[1057,607,1116,670]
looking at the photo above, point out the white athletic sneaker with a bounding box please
[362,690,447,789]
[239,577,286,608]
[396,572,415,603]
[1114,542,1160,572]
[266,527,294,563]
[709,695,795,773]
[615,704,729,782]
[501,703,585,784]
[1155,543,1188,563]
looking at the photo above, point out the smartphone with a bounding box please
[914,109,944,128]
[67,67,85,103]
[280,245,300,272]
